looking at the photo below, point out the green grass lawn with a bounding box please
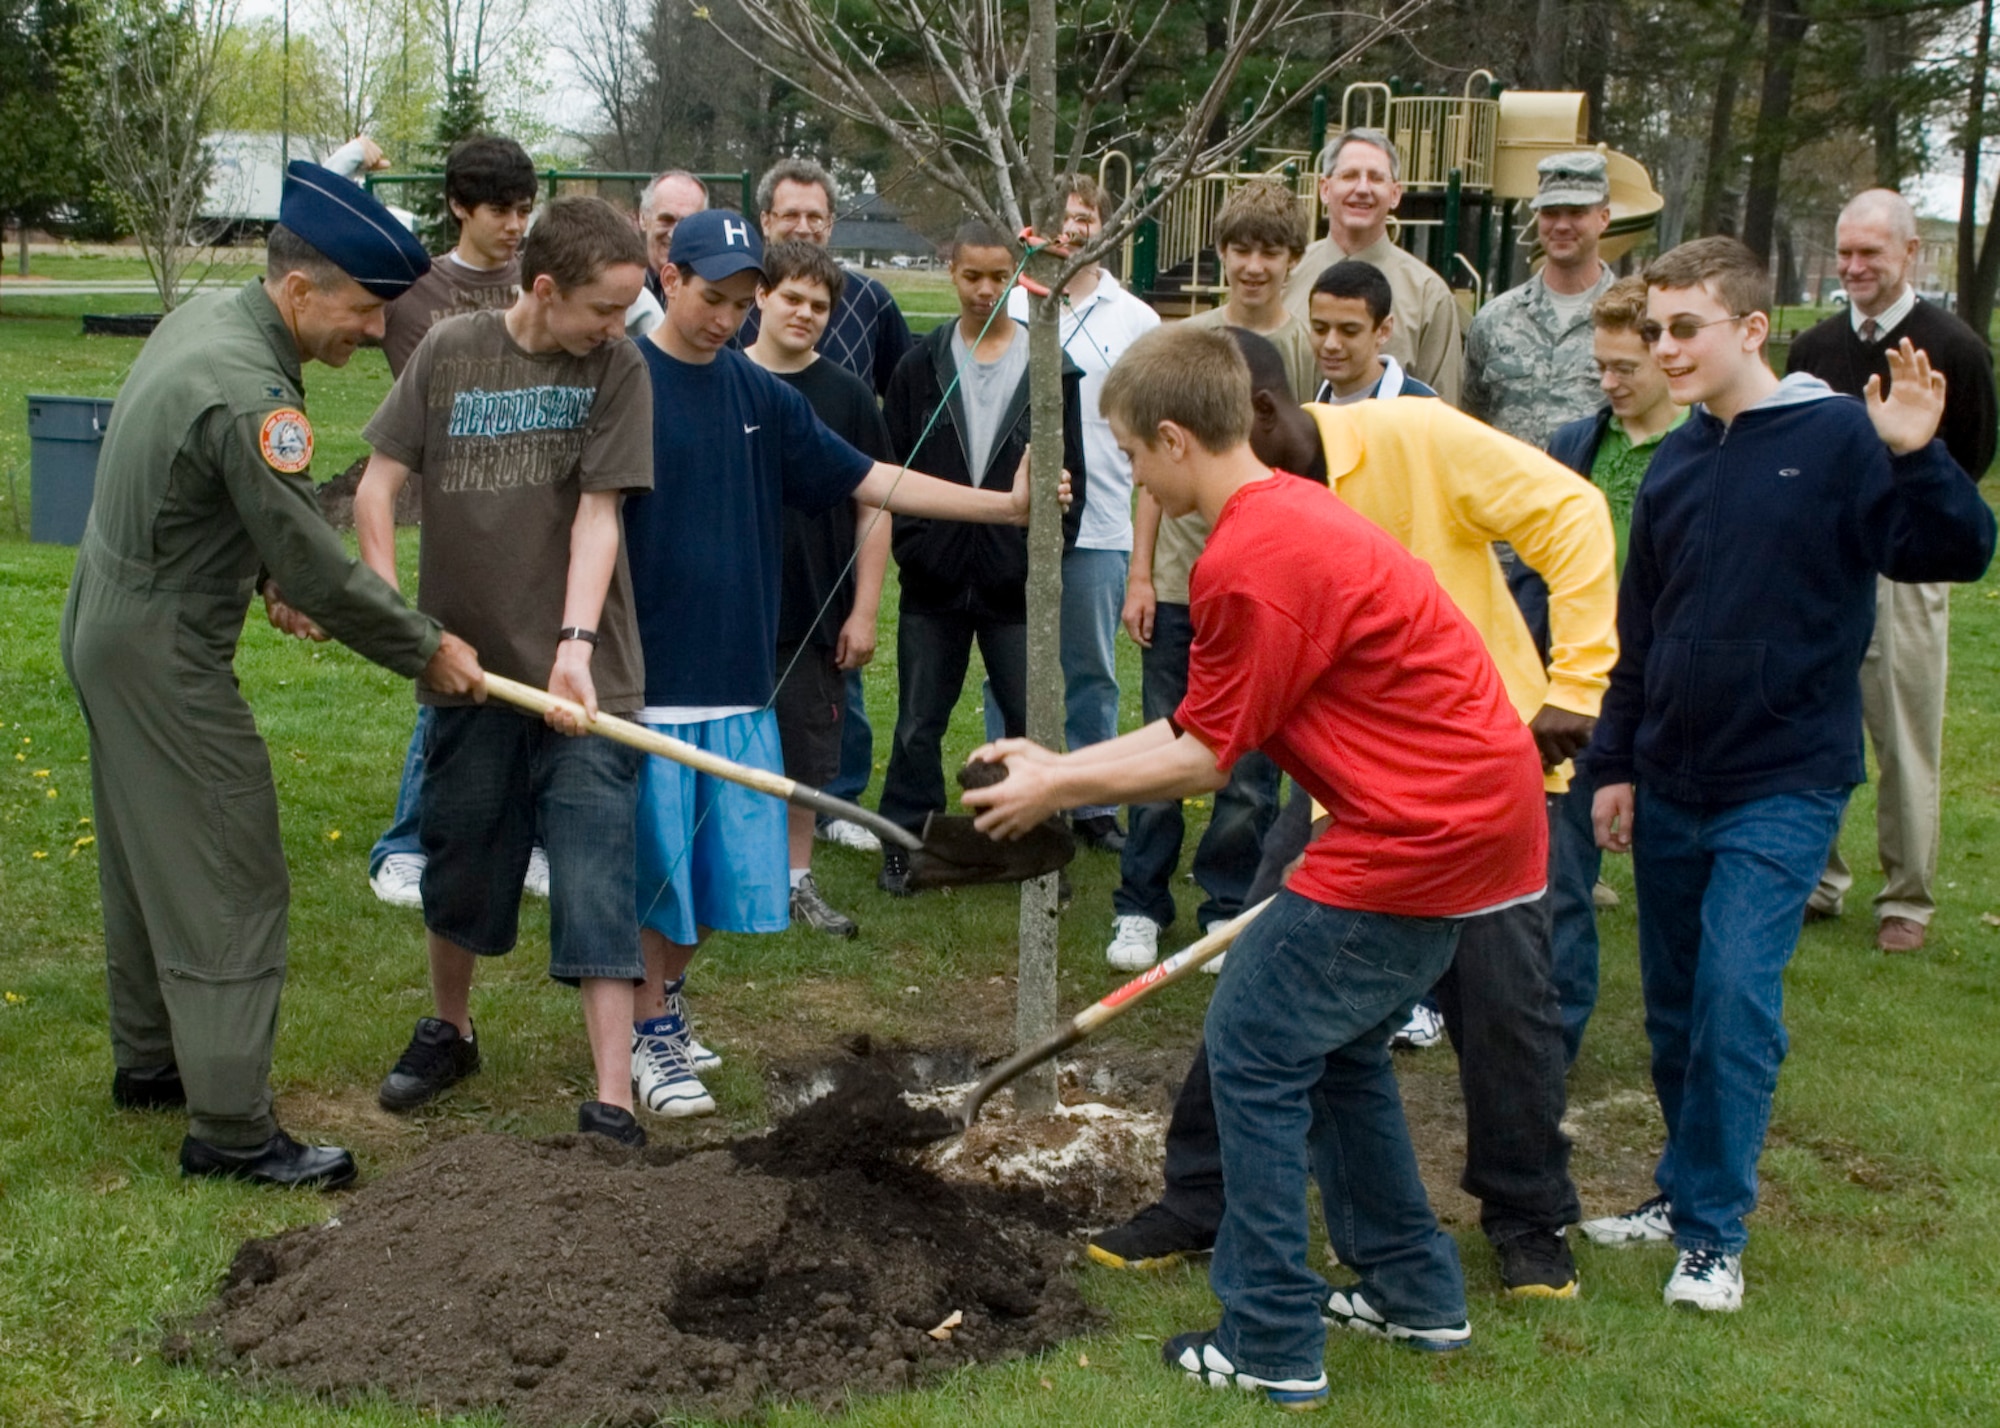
[3,293,2000,1425]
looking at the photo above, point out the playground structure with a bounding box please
[1115,77,1664,316]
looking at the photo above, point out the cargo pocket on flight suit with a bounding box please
[165,772,290,983]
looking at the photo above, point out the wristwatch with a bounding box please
[557,626,599,646]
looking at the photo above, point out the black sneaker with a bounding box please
[1087,1202,1214,1269]
[378,1017,480,1112]
[578,1101,646,1147]
[112,1063,185,1110]
[1494,1228,1579,1298]
[877,846,912,896]
[791,871,859,937]
[1071,813,1127,854]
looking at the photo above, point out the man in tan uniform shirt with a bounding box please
[1282,127,1464,406]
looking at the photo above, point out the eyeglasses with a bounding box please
[1638,314,1748,345]
[771,209,831,232]
[1593,360,1642,380]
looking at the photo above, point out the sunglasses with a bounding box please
[1638,314,1748,345]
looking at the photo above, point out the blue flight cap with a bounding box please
[668,208,764,282]
[278,160,431,299]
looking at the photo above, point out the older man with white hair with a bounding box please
[1788,188,1996,952]
[638,170,709,301]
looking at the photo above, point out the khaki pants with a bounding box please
[1812,577,1949,925]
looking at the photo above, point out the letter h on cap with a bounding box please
[724,219,750,247]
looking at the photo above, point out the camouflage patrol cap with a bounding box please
[1531,152,1610,210]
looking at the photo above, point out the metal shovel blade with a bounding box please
[905,813,1076,891]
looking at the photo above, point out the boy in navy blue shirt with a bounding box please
[1581,237,1994,1312]
[624,210,1053,1117]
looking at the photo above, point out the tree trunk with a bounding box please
[1529,0,1565,90]
[1576,0,1612,142]
[1958,0,1992,322]
[1013,0,1065,1114]
[1739,0,1808,265]
[1698,0,1763,237]
[1969,186,2000,338]
[1864,13,1901,187]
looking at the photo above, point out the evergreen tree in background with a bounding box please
[417,66,495,250]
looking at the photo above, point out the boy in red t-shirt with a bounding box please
[966,325,1547,1406]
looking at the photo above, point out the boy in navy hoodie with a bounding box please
[1579,237,1994,1312]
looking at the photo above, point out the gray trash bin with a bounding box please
[27,395,116,545]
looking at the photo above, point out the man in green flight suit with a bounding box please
[60,161,485,1189]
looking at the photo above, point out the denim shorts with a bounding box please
[418,705,644,984]
[635,710,789,945]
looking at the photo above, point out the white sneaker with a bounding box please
[816,817,881,853]
[1580,1193,1675,1247]
[1322,1288,1470,1352]
[369,853,426,910]
[1663,1249,1743,1312]
[1391,1001,1445,1049]
[632,1030,715,1117]
[1592,879,1621,909]
[1200,949,1228,975]
[523,846,551,899]
[1106,915,1160,971]
[664,982,721,1071]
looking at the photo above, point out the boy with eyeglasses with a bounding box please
[1579,237,1994,1311]
[1540,275,1684,1066]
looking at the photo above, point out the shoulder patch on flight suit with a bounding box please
[258,408,314,473]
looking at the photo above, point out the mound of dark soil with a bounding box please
[190,1064,1095,1425]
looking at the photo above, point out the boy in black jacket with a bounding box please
[1580,237,1994,1312]
[875,221,1087,892]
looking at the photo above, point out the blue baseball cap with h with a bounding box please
[669,208,765,281]
[278,160,430,299]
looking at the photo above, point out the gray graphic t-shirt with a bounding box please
[364,309,654,711]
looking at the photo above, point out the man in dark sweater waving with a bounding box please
[1785,188,1996,953]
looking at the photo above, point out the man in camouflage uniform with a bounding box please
[1464,153,1619,448]
[1464,153,1620,645]
[61,162,483,1189]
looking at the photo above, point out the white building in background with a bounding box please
[203,131,417,233]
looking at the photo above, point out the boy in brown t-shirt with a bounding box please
[353,196,658,1147]
[379,136,538,378]
[368,137,541,913]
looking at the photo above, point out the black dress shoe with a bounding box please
[179,1130,358,1190]
[112,1063,186,1110]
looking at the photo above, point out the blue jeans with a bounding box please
[980,547,1128,818]
[1205,890,1467,1380]
[369,708,432,876]
[1549,762,1603,1066]
[1114,601,1280,929]
[1632,783,1851,1255]
[824,669,872,803]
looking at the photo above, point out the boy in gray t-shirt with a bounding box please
[353,196,659,1147]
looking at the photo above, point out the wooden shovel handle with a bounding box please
[956,897,1273,1125]
[479,673,921,850]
